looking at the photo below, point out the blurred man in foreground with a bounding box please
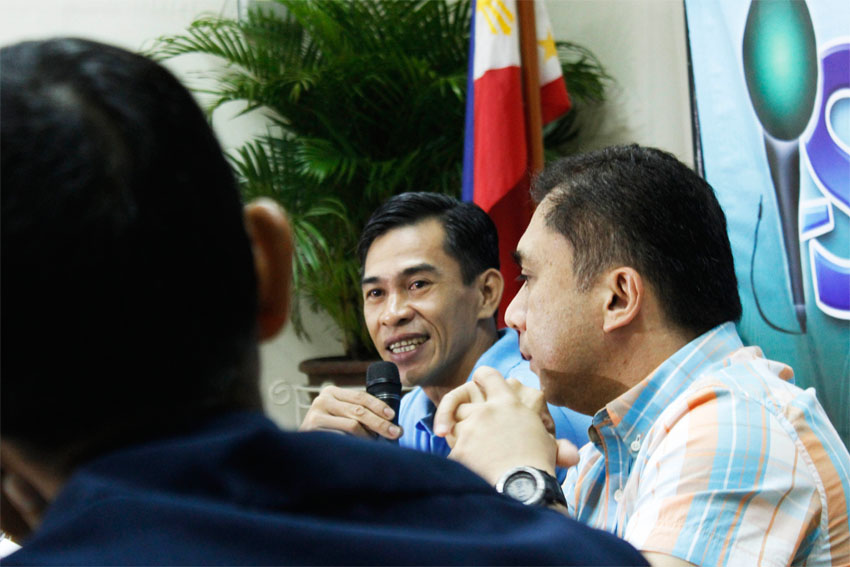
[435,145,850,566]
[0,38,647,565]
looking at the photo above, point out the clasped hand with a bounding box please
[433,367,578,485]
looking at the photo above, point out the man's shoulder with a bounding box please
[643,359,849,500]
[10,412,648,566]
[667,349,827,430]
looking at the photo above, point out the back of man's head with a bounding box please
[357,192,499,284]
[532,144,742,336]
[1,38,260,470]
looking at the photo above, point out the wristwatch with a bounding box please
[496,466,567,508]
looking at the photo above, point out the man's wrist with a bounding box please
[495,466,567,508]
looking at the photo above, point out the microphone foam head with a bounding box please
[366,361,400,396]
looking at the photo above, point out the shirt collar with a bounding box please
[592,322,744,451]
[413,329,510,435]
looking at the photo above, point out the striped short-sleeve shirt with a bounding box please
[564,322,850,566]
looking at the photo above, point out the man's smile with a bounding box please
[386,334,428,354]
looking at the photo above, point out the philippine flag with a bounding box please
[462,0,571,324]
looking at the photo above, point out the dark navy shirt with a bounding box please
[7,412,646,566]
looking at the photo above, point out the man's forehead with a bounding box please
[363,220,458,272]
[361,262,442,285]
[515,208,568,267]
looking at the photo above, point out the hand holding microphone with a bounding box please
[298,361,403,442]
[365,361,402,444]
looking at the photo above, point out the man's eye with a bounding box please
[365,289,383,299]
[517,274,530,282]
[410,280,429,290]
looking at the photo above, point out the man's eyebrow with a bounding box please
[401,263,440,277]
[511,250,524,267]
[361,263,440,286]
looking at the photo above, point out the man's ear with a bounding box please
[244,199,293,341]
[475,268,504,320]
[600,267,643,333]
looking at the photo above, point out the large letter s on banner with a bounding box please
[802,41,850,320]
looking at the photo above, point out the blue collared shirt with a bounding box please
[398,328,591,480]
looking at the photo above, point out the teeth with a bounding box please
[388,337,426,353]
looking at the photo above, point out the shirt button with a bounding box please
[614,489,623,502]
[630,440,641,452]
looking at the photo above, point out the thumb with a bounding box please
[555,439,580,469]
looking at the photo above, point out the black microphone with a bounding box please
[365,361,401,444]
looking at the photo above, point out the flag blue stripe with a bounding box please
[461,0,476,203]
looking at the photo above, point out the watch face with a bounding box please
[505,471,538,503]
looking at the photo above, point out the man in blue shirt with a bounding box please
[300,193,590,463]
[0,38,648,566]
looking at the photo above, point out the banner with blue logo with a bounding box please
[684,0,849,448]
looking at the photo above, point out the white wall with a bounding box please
[1,0,693,429]
[548,0,694,165]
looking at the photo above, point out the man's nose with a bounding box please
[504,288,526,332]
[380,292,413,326]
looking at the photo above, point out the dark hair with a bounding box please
[1,39,260,467]
[532,144,742,335]
[357,192,499,284]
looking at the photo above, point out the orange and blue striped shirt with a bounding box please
[564,322,850,566]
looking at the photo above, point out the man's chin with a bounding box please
[537,369,572,407]
[398,369,419,389]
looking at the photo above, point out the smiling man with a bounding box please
[300,192,590,460]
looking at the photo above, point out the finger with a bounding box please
[503,378,554,434]
[555,439,580,468]
[470,366,515,401]
[504,378,546,412]
[299,388,399,439]
[310,402,401,439]
[307,413,402,441]
[540,409,556,436]
[454,402,477,422]
[433,381,483,437]
[323,386,397,420]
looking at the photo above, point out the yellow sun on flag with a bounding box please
[538,31,557,60]
[478,0,515,36]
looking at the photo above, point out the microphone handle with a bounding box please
[371,392,400,444]
[372,392,400,426]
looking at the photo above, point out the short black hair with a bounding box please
[357,192,499,284]
[532,144,742,335]
[1,38,261,468]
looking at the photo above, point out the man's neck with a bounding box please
[602,323,696,400]
[421,325,499,407]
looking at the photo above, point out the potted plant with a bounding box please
[150,0,609,372]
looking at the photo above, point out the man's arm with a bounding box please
[299,385,402,441]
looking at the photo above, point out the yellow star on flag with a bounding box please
[538,31,557,60]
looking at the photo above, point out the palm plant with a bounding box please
[150,0,609,359]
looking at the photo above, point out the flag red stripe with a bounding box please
[540,77,572,125]
[488,179,533,323]
[473,66,527,212]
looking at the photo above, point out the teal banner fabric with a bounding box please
[684,0,849,448]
